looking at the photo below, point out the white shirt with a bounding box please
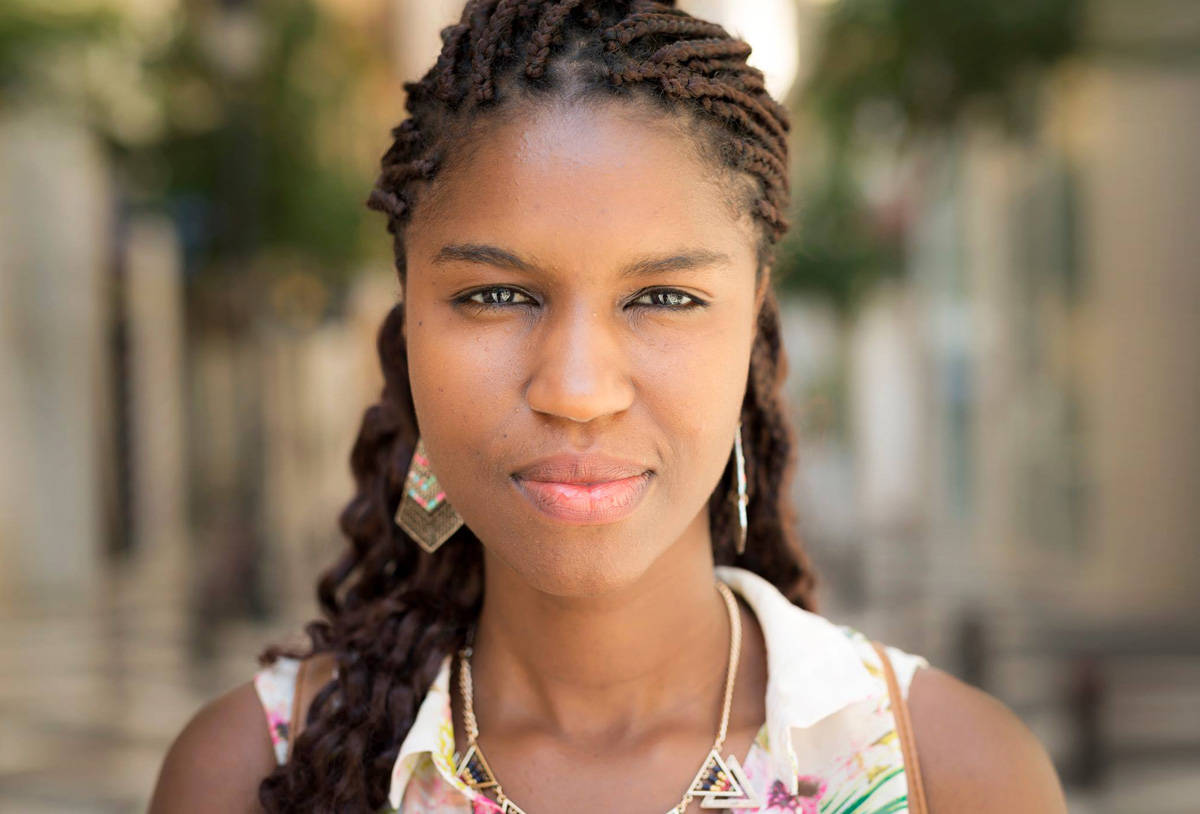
[255,565,929,813]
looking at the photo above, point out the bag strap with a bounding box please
[872,640,929,814]
[284,658,308,763]
[285,653,337,763]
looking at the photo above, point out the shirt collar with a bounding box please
[713,565,878,792]
[387,565,877,807]
[386,650,474,810]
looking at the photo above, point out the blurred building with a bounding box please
[781,2,1200,808]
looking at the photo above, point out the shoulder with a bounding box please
[147,679,276,813]
[148,653,339,813]
[908,666,1068,813]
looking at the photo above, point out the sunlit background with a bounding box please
[1,0,1198,811]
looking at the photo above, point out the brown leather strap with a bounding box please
[285,653,338,763]
[872,641,929,814]
[285,657,309,763]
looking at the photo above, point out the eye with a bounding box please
[455,286,536,310]
[630,288,706,310]
[453,286,707,312]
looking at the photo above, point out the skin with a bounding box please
[148,102,1068,813]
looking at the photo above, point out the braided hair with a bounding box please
[258,2,816,810]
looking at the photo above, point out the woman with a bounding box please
[150,2,1067,812]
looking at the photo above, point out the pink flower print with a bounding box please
[765,776,827,814]
[266,714,289,744]
[471,797,503,814]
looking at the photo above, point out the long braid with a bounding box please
[259,2,808,810]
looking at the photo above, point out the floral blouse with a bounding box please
[254,566,929,813]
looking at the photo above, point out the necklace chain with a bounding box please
[456,581,742,814]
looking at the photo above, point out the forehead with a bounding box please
[406,101,756,266]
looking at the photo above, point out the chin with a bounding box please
[490,529,658,599]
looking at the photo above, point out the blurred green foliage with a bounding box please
[807,0,1082,134]
[3,0,383,300]
[776,160,903,315]
[132,0,376,287]
[779,0,1083,312]
[0,3,119,93]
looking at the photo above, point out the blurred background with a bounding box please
[1,0,1197,811]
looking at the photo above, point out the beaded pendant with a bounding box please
[687,749,760,809]
[454,743,497,790]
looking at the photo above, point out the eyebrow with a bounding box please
[432,243,732,279]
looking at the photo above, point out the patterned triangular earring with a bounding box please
[395,437,464,553]
[729,421,749,555]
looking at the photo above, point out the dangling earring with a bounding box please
[395,437,464,553]
[729,420,749,556]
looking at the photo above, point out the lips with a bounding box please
[513,453,650,484]
[511,453,653,525]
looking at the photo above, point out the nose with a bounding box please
[524,303,635,423]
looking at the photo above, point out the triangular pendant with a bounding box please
[687,749,761,809]
[454,742,498,790]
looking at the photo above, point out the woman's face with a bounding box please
[403,101,763,597]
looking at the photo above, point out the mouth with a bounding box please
[509,452,654,526]
[511,471,654,525]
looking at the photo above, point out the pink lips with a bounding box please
[511,453,653,525]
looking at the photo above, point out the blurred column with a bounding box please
[123,216,190,593]
[849,279,933,646]
[1072,54,1200,618]
[258,269,395,617]
[904,140,978,667]
[0,108,112,604]
[851,282,925,542]
[778,296,864,612]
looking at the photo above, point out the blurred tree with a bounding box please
[0,2,118,94]
[131,0,381,301]
[807,0,1081,135]
[779,0,1083,312]
[2,0,393,314]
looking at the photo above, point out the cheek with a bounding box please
[633,310,755,463]
[405,305,517,440]
[404,298,536,520]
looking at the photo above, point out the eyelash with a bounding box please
[454,286,707,312]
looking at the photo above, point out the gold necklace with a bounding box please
[453,581,760,813]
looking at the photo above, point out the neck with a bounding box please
[468,514,733,746]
